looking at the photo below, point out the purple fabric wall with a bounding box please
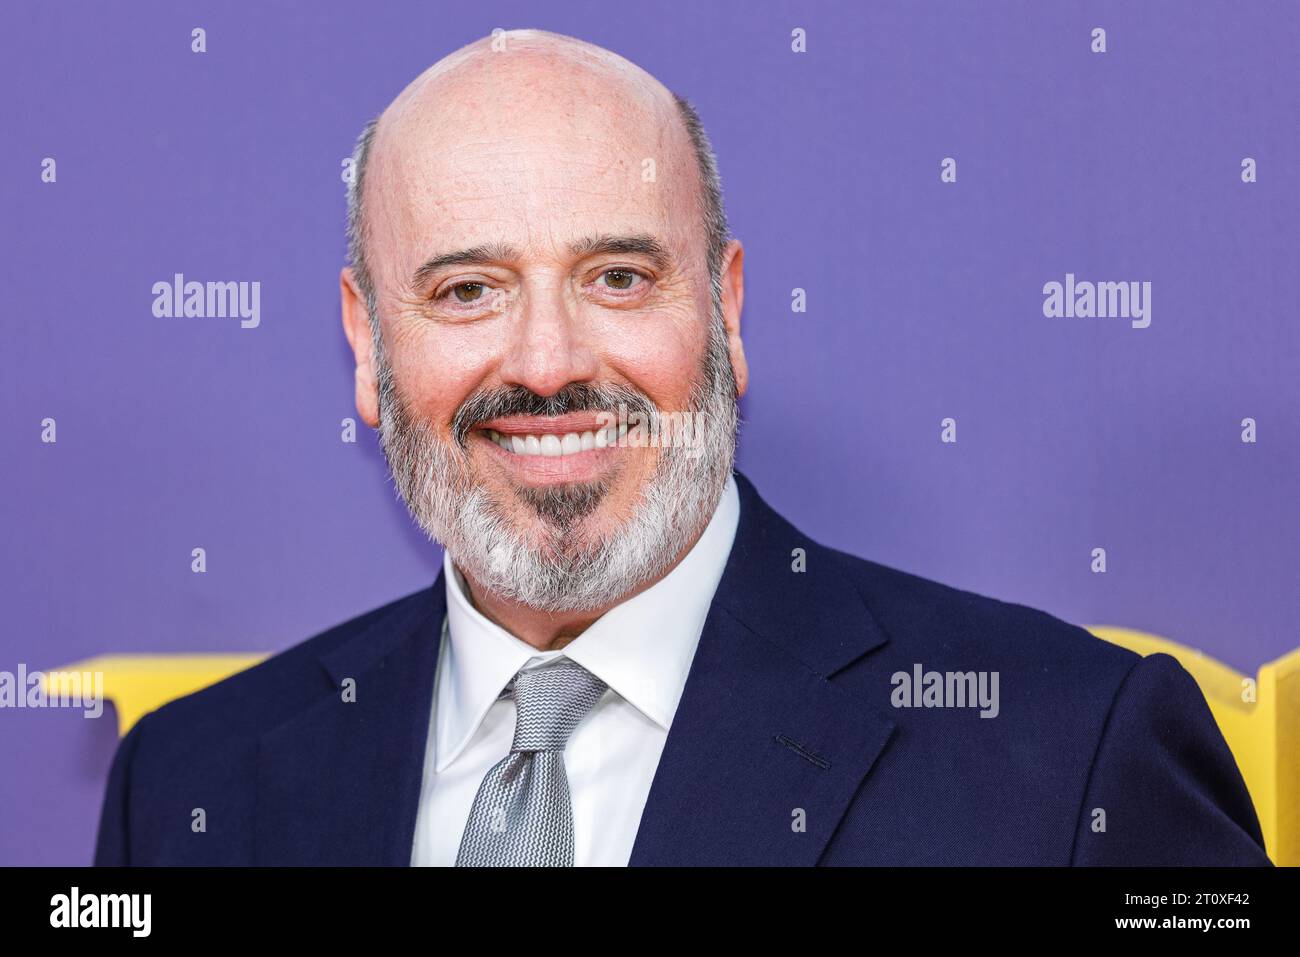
[3,0,1296,863]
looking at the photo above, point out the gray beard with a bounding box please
[373,318,739,613]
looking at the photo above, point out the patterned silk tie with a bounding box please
[455,660,608,866]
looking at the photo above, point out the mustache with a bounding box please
[451,382,658,448]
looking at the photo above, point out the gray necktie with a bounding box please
[455,660,608,867]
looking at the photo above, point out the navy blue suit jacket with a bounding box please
[94,471,1270,865]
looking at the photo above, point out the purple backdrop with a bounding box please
[3,0,1297,864]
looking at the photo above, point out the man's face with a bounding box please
[344,49,745,610]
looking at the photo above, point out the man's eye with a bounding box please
[598,269,643,291]
[449,282,485,303]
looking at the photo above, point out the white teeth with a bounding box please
[486,428,622,457]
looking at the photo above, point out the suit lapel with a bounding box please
[254,575,446,865]
[629,472,898,865]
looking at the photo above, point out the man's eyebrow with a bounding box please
[410,241,520,292]
[409,233,673,292]
[567,233,673,271]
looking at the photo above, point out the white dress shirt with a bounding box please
[410,473,740,866]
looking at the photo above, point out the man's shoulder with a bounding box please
[132,584,435,744]
[728,470,1143,703]
[820,540,1138,676]
[807,542,1268,866]
[94,584,439,864]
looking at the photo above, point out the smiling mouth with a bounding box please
[478,425,627,457]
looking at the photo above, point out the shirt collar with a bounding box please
[434,473,741,772]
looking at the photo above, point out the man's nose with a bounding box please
[496,286,600,397]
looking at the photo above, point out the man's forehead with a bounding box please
[410,135,673,228]
[366,37,700,275]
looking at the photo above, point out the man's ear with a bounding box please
[340,266,380,429]
[719,239,748,397]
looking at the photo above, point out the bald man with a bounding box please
[94,30,1270,867]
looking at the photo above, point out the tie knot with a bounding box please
[506,661,608,753]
